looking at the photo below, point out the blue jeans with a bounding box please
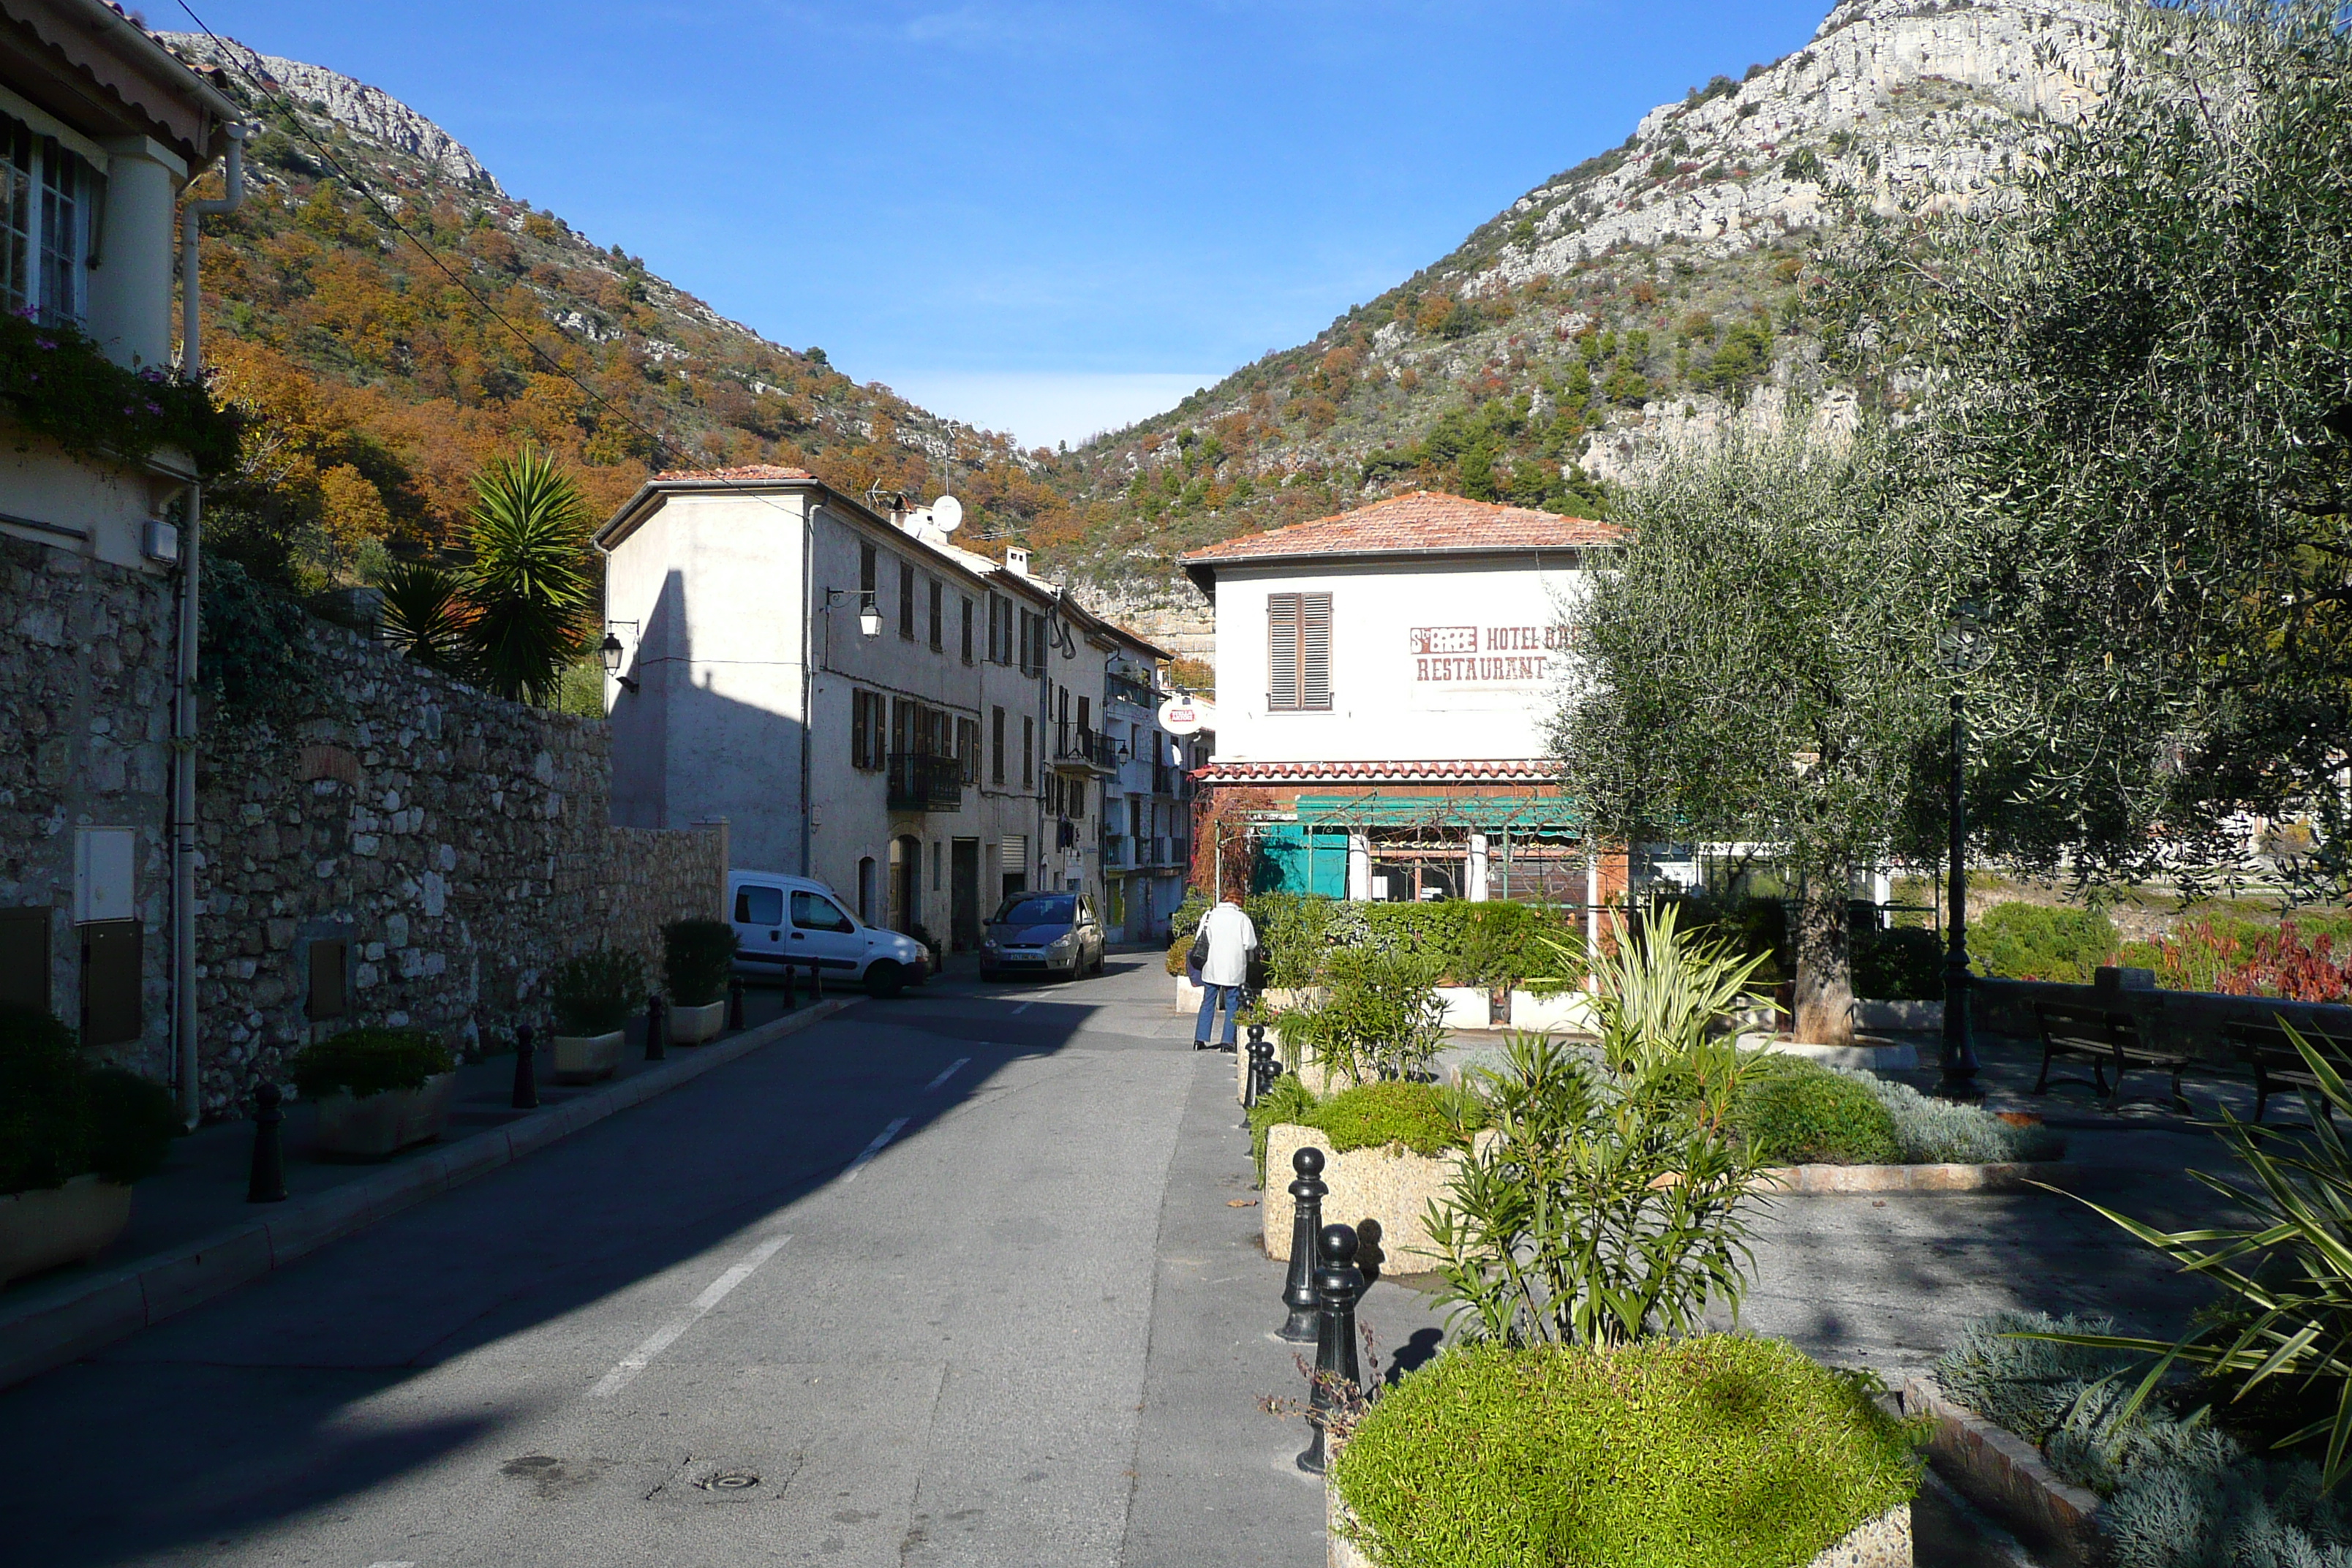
[1196,983,1243,1047]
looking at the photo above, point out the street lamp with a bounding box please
[1934,607,1991,1101]
[823,587,883,638]
[598,630,638,693]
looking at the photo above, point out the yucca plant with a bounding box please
[462,446,595,705]
[2031,1024,2352,1490]
[376,558,475,677]
[1423,908,1776,1349]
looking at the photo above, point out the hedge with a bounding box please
[290,1028,455,1100]
[1333,1335,1919,1568]
[0,1006,178,1194]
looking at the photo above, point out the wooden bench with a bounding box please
[2032,1000,2191,1109]
[2225,1019,2350,1124]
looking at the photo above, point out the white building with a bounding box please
[1180,491,1626,906]
[595,467,1182,953]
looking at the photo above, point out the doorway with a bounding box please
[888,834,921,934]
[951,838,981,950]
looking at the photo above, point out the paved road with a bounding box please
[0,954,1378,1568]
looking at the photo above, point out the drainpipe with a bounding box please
[172,122,248,1126]
[799,500,816,877]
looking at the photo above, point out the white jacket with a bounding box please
[1199,901,1257,988]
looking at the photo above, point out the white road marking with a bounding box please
[589,1234,791,1398]
[840,1117,910,1183]
[924,1058,970,1092]
[365,1562,417,1567]
[1011,1001,1033,1015]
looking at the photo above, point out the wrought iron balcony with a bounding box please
[1052,726,1120,774]
[886,752,964,813]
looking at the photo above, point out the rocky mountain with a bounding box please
[155,32,1060,585]
[1046,0,2117,653]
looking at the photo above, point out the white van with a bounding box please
[728,870,931,998]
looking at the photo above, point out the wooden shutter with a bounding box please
[307,938,348,1020]
[1301,592,1333,709]
[1267,592,1301,709]
[852,690,871,770]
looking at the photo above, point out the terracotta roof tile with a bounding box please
[648,464,815,483]
[1198,758,1560,784]
[1182,491,1618,568]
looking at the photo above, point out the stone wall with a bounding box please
[0,532,176,1079]
[194,619,724,1119]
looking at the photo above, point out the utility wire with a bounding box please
[169,0,829,516]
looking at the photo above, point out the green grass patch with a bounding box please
[1334,1335,1919,1568]
[1249,1077,1478,1186]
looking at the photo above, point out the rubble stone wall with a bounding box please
[194,619,724,1119]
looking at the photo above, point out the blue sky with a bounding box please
[172,0,1836,447]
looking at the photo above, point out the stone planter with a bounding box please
[667,999,725,1045]
[551,1029,625,1082]
[1509,987,1597,1033]
[1263,1124,1492,1271]
[1174,974,1202,1012]
[0,1173,134,1286]
[1742,1033,1921,1072]
[1329,1483,1912,1568]
[312,1071,457,1159]
[1244,1034,1366,1103]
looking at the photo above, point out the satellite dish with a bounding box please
[930,495,963,533]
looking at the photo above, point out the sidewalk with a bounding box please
[0,981,855,1392]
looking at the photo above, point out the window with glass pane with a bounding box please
[37,139,85,325]
[1,118,35,317]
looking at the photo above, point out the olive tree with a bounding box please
[1551,428,1948,1045]
[1824,0,2352,892]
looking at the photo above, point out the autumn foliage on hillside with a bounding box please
[181,78,1061,591]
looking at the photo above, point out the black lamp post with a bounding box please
[1936,610,1989,1101]
[599,630,638,693]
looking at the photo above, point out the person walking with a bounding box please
[1191,896,1257,1052]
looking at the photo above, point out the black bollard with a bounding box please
[810,960,823,1000]
[1296,1221,1365,1475]
[1246,1025,1275,1105]
[644,992,666,1062]
[246,1082,287,1203]
[510,1022,539,1109]
[1278,1145,1327,1342]
[728,974,746,1032]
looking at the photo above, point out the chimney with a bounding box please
[1006,546,1030,577]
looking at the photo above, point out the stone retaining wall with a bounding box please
[1976,973,2352,1062]
[192,619,723,1119]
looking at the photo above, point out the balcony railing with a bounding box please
[1052,726,1119,773]
[886,752,964,813]
[1102,834,1130,869]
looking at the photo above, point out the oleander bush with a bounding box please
[1272,946,1450,1084]
[0,1006,181,1195]
[1333,1335,1920,1568]
[661,919,739,1007]
[290,1027,456,1101]
[552,948,645,1035]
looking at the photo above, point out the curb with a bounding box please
[0,997,856,1394]
[1901,1376,2103,1567]
[1762,1160,2078,1194]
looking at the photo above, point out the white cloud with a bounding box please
[886,370,1222,451]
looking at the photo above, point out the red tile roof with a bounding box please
[648,464,816,483]
[1182,491,1617,572]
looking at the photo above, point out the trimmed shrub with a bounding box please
[1334,1335,1920,1568]
[552,949,645,1035]
[1249,1073,1318,1186]
[1854,924,1943,1000]
[83,1068,179,1186]
[291,1028,455,1101]
[1972,901,2118,983]
[0,1006,91,1196]
[1308,1080,1468,1158]
[662,919,739,1007]
[1734,1056,1902,1165]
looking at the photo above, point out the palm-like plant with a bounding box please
[376,559,475,678]
[2031,1025,2352,1490]
[461,446,595,705]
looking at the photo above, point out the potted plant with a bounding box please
[293,1028,459,1158]
[1255,1079,1486,1271]
[661,919,738,1044]
[0,1006,177,1285]
[551,949,644,1077]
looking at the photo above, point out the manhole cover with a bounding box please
[701,1471,760,1492]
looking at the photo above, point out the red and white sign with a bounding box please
[1157,697,1205,735]
[1409,624,1569,684]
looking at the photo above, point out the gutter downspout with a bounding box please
[800,500,816,878]
[173,122,247,1126]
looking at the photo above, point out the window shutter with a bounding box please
[1302,592,1333,709]
[852,690,870,769]
[1267,592,1301,709]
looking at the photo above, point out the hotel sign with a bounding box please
[1409,624,1568,684]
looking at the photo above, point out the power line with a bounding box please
[168,0,815,513]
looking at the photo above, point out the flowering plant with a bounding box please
[0,309,240,477]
